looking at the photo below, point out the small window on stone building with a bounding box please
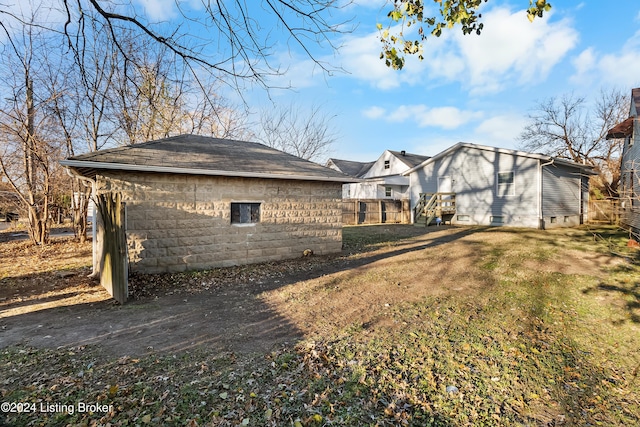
[385,186,392,197]
[231,203,260,224]
[550,216,557,224]
[384,160,390,169]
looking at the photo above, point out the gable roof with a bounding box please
[328,150,431,178]
[61,135,357,183]
[387,150,431,168]
[326,158,375,178]
[402,142,597,175]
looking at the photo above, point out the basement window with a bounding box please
[231,203,260,224]
[550,216,557,224]
[490,216,504,224]
[457,215,470,221]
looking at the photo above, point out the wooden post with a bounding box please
[96,192,128,303]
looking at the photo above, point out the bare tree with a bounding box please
[1,0,351,95]
[519,89,629,198]
[0,1,271,246]
[0,23,64,244]
[254,103,337,162]
[183,83,252,140]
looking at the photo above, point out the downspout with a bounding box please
[65,168,98,276]
[538,158,554,229]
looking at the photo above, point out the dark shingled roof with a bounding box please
[61,135,356,183]
[326,158,375,178]
[388,150,431,168]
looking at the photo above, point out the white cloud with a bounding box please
[339,5,578,94]
[362,106,386,119]
[370,104,483,130]
[474,114,527,147]
[570,30,640,88]
[451,7,578,94]
[0,1,67,42]
[572,48,596,78]
[338,28,413,90]
[135,0,178,21]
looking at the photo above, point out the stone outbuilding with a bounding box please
[61,135,356,277]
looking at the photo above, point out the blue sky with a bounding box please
[8,1,640,163]
[256,0,640,163]
[223,0,640,163]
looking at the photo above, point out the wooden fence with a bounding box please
[342,199,410,225]
[587,199,620,225]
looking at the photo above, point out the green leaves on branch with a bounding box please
[378,0,552,70]
[527,0,552,22]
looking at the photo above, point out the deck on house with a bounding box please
[414,192,456,226]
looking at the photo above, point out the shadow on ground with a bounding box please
[0,226,478,357]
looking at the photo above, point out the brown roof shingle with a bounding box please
[606,117,634,140]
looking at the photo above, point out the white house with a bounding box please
[327,150,430,200]
[403,143,596,228]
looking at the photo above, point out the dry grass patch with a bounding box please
[1,225,639,426]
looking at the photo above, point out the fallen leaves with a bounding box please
[2,226,640,425]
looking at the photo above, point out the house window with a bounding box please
[231,203,260,224]
[457,215,470,221]
[384,160,390,169]
[497,171,515,196]
[490,216,504,224]
[385,186,392,197]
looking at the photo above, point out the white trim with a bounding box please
[401,142,596,176]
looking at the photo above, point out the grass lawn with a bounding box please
[1,225,639,426]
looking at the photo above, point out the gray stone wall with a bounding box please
[96,172,343,273]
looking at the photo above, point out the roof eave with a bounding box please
[401,142,595,175]
[59,160,360,183]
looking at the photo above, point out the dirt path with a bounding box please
[0,225,620,358]
[1,281,301,356]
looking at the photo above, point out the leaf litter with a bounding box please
[1,225,639,426]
